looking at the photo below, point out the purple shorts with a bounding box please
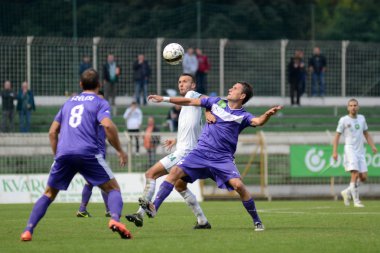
[178,148,241,191]
[47,154,114,190]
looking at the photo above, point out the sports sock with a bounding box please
[179,189,208,225]
[153,181,174,212]
[79,184,93,212]
[349,182,358,202]
[107,190,123,222]
[101,190,109,212]
[242,198,261,224]
[137,178,156,216]
[24,195,53,234]
[353,180,360,203]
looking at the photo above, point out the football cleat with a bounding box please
[254,222,265,232]
[105,211,111,217]
[341,190,351,206]
[193,221,212,229]
[108,219,132,239]
[76,210,91,218]
[138,198,156,218]
[354,202,365,208]
[125,213,143,227]
[20,231,32,242]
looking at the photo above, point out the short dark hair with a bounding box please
[238,81,253,105]
[81,69,99,90]
[348,98,359,105]
[180,73,196,84]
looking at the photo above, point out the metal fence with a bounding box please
[1,131,379,199]
[1,37,380,98]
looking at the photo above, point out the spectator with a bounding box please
[143,116,160,167]
[182,47,198,76]
[195,48,211,95]
[1,80,15,132]
[167,104,181,132]
[79,56,92,76]
[298,50,307,96]
[288,50,305,106]
[133,54,151,106]
[123,101,143,155]
[308,47,327,97]
[103,54,120,106]
[16,81,35,133]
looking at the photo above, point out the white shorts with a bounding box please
[159,149,189,172]
[344,147,368,173]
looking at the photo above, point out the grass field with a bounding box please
[1,201,379,253]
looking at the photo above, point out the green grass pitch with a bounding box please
[1,201,380,253]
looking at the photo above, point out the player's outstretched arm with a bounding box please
[101,117,127,166]
[148,95,201,106]
[250,105,282,127]
[364,131,378,154]
[332,132,341,160]
[48,121,61,156]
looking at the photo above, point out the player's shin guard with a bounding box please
[180,189,208,225]
[24,195,52,233]
[242,198,261,224]
[108,190,123,222]
[101,190,109,212]
[137,178,156,216]
[79,184,93,212]
[153,181,174,212]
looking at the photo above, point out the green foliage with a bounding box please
[1,0,380,41]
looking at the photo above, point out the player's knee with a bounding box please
[174,180,187,192]
[231,180,245,193]
[359,174,367,182]
[167,166,185,183]
[44,186,59,201]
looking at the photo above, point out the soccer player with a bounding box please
[76,91,110,218]
[125,73,214,229]
[333,98,377,208]
[141,82,282,231]
[20,69,132,241]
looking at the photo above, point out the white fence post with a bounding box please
[26,36,34,89]
[341,40,350,97]
[280,39,288,98]
[219,38,228,97]
[156,38,164,95]
[92,37,101,71]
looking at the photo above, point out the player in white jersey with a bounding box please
[333,98,377,207]
[125,73,215,228]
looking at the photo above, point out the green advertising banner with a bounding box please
[290,145,380,177]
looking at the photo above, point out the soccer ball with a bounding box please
[163,43,184,65]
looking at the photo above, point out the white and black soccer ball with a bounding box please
[162,43,185,65]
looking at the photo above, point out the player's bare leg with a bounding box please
[21,186,60,241]
[228,178,264,231]
[175,179,210,229]
[99,178,132,239]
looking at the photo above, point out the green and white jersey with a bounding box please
[336,114,368,155]
[176,90,203,153]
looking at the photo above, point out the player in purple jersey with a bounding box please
[76,91,111,218]
[142,82,282,231]
[21,69,132,241]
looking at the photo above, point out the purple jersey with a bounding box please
[199,97,254,155]
[98,124,106,158]
[54,92,111,158]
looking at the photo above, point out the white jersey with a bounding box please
[336,114,368,155]
[176,90,203,153]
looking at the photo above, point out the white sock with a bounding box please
[179,189,208,225]
[137,178,156,216]
[349,182,360,203]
